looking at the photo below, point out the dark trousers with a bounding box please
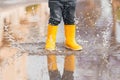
[48,0,76,25]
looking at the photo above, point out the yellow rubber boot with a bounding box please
[64,25,83,50]
[45,24,58,72]
[64,55,75,71]
[45,24,58,50]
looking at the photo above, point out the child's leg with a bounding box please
[62,1,83,51]
[62,1,81,80]
[62,0,76,25]
[48,0,63,25]
[45,0,63,50]
[46,1,63,80]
